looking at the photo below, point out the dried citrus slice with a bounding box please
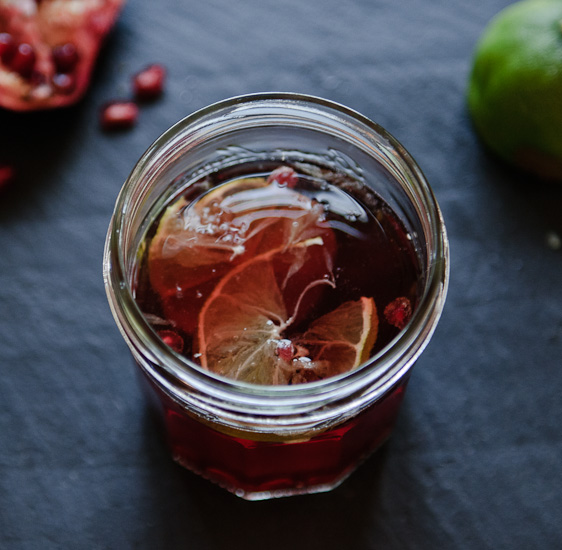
[290,296,378,383]
[197,237,378,385]
[147,170,334,335]
[148,176,269,295]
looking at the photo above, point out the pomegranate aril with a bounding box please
[384,297,412,330]
[267,166,298,188]
[10,43,36,78]
[52,43,79,74]
[100,101,139,131]
[133,64,166,100]
[52,73,76,95]
[158,330,184,353]
[276,339,294,362]
[0,33,16,64]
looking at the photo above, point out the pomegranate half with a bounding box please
[0,0,125,111]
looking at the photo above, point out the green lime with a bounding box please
[467,0,562,181]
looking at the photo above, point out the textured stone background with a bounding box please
[1,1,561,548]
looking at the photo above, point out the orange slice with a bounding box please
[147,173,335,336]
[289,296,378,383]
[197,238,378,385]
[148,177,269,297]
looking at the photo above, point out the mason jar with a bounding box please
[103,93,449,500]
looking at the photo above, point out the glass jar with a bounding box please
[103,93,449,500]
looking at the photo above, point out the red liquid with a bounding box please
[133,162,421,496]
[140,367,409,499]
[134,162,421,377]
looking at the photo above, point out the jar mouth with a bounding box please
[103,92,449,414]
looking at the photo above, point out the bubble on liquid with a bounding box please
[318,199,331,211]
[230,245,245,259]
[196,223,215,235]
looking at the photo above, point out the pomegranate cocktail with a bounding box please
[136,162,419,384]
[104,94,449,500]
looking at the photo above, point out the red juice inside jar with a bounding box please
[132,160,421,498]
[140,368,409,499]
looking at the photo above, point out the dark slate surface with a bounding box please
[1,1,561,548]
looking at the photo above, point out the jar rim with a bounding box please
[103,92,449,415]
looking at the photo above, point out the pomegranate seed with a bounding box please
[10,43,36,78]
[52,43,79,74]
[0,33,16,64]
[0,165,15,190]
[267,166,299,188]
[158,330,184,353]
[52,73,76,95]
[100,101,139,131]
[133,64,166,100]
[384,297,413,330]
[276,339,295,362]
